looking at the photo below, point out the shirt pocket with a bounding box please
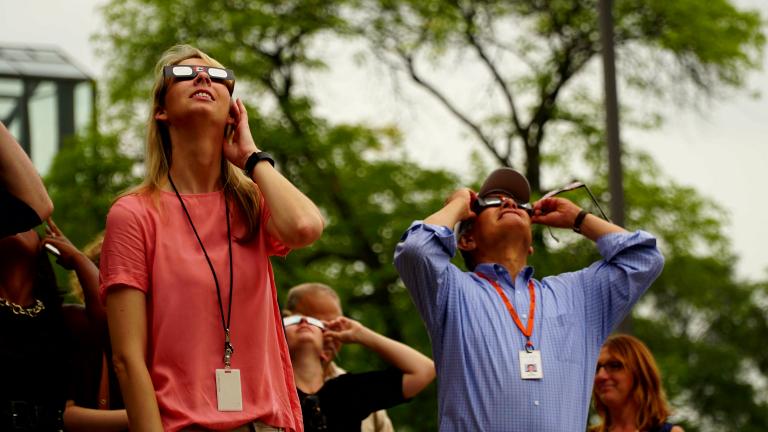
[543,313,578,364]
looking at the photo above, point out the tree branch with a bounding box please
[457,3,525,156]
[397,48,508,166]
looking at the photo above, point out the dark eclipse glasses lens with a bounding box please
[472,196,533,216]
[163,65,235,82]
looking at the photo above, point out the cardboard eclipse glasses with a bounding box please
[283,315,325,330]
[163,65,235,91]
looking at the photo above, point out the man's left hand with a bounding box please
[531,197,581,228]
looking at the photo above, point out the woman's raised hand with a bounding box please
[324,316,368,345]
[222,98,259,170]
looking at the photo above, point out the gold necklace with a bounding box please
[0,297,45,317]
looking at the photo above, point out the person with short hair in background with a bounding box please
[590,334,684,432]
[286,283,395,432]
[283,302,435,431]
[394,167,665,431]
[100,44,323,432]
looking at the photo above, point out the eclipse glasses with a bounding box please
[540,180,610,242]
[472,195,533,216]
[541,181,609,221]
[283,315,325,330]
[163,65,235,83]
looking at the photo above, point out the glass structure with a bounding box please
[0,44,96,175]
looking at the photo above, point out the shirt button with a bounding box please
[534,400,540,406]
[521,314,527,319]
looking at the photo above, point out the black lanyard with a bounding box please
[168,174,235,368]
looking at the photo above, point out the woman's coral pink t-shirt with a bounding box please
[100,190,302,432]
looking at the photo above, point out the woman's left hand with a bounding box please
[43,217,85,270]
[222,98,259,170]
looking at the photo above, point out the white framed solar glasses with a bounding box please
[163,65,235,83]
[283,315,325,330]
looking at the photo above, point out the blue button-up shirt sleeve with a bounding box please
[547,229,665,342]
[595,229,664,338]
[394,221,460,334]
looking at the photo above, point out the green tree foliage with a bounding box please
[534,145,768,430]
[355,0,764,192]
[44,130,139,297]
[45,130,138,250]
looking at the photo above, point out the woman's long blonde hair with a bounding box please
[591,334,673,432]
[124,44,260,241]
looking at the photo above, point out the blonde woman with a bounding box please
[591,334,684,432]
[100,44,323,432]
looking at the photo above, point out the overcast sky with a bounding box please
[1,0,766,281]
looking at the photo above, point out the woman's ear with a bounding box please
[223,102,237,137]
[227,99,238,125]
[155,109,168,122]
[528,245,534,256]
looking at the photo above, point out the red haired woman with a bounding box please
[591,334,684,432]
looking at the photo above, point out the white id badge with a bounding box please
[215,368,243,411]
[518,350,544,380]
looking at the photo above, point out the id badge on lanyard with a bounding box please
[216,368,243,411]
[216,329,243,411]
[477,272,543,380]
[518,349,543,379]
[169,174,244,411]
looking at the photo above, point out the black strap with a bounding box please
[168,174,234,366]
[244,151,275,177]
[572,209,589,233]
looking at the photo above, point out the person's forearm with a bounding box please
[358,328,428,373]
[424,199,465,229]
[72,253,107,328]
[112,354,163,431]
[107,288,162,431]
[357,328,435,398]
[63,403,129,432]
[250,163,324,248]
[577,213,625,242]
[0,122,53,219]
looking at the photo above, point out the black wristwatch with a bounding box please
[572,209,589,233]
[244,151,275,177]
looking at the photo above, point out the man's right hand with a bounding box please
[425,188,477,228]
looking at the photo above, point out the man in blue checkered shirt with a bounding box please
[394,168,664,431]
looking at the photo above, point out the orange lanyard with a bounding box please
[476,272,536,352]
